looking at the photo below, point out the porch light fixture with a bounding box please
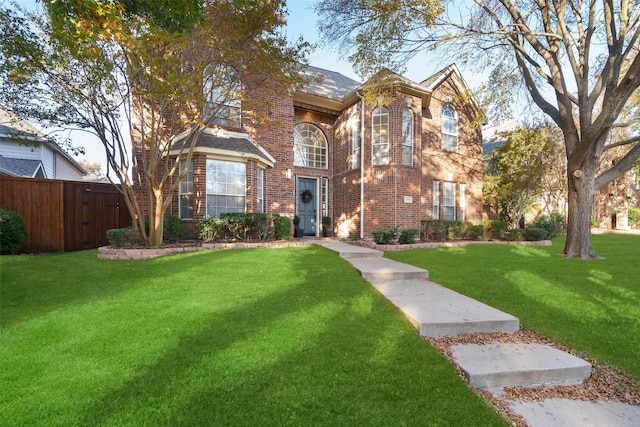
[285,168,292,179]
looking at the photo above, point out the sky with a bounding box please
[13,0,485,171]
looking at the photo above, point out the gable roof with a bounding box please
[170,128,276,167]
[0,154,46,178]
[0,107,86,176]
[294,63,480,113]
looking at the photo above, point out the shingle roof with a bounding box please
[171,128,275,166]
[0,154,44,177]
[299,66,362,100]
[0,108,46,140]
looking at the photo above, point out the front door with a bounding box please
[298,178,317,236]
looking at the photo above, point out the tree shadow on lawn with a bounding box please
[77,246,505,426]
[0,249,253,330]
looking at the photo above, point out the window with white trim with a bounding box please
[441,104,458,152]
[402,108,413,165]
[257,168,264,213]
[321,177,328,216]
[432,181,440,220]
[179,159,194,219]
[351,109,361,169]
[203,64,241,128]
[459,183,466,221]
[442,181,456,220]
[206,159,246,218]
[372,107,389,165]
[293,123,327,168]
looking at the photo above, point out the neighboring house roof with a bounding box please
[0,107,86,177]
[170,128,276,167]
[482,119,523,155]
[0,154,46,178]
[0,107,47,141]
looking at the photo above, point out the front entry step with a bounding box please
[370,279,519,337]
[451,342,592,390]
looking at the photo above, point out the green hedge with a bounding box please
[421,220,484,242]
[0,209,27,254]
[200,213,291,242]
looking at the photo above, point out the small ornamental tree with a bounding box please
[0,0,310,246]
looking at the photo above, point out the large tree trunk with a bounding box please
[563,160,599,259]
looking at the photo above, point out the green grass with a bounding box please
[0,246,507,426]
[386,233,640,380]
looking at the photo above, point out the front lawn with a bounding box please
[386,233,640,380]
[0,246,507,426]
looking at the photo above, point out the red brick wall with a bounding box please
[134,70,484,240]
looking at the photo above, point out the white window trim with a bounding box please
[257,167,265,213]
[441,104,458,152]
[179,159,194,220]
[372,107,389,166]
[205,158,247,218]
[459,183,466,222]
[402,108,413,166]
[442,181,456,221]
[351,112,361,169]
[432,181,440,220]
[293,123,328,169]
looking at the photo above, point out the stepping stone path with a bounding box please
[316,241,640,427]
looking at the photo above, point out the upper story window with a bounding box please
[203,64,242,128]
[372,107,389,165]
[441,104,458,152]
[402,108,414,166]
[351,108,361,169]
[293,123,327,169]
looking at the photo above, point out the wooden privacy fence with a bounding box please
[1,177,131,252]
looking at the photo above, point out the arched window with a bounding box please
[293,123,327,168]
[372,107,389,165]
[402,108,413,165]
[441,104,458,152]
[203,64,241,128]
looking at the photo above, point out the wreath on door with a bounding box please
[301,189,313,204]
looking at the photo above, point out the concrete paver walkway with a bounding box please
[316,240,640,427]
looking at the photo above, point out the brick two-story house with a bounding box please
[165,64,484,239]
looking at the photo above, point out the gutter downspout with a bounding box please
[359,95,365,240]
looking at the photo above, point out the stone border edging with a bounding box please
[354,239,552,251]
[97,240,308,260]
[98,238,551,260]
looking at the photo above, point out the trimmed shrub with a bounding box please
[421,220,448,242]
[371,226,399,245]
[460,223,484,240]
[220,213,275,241]
[106,228,142,247]
[506,228,524,241]
[482,220,508,240]
[530,212,565,239]
[524,227,547,241]
[198,217,224,242]
[0,209,27,254]
[398,228,419,244]
[164,215,188,242]
[274,215,291,240]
